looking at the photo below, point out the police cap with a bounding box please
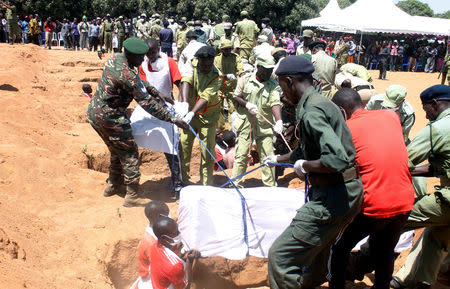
[275,55,315,76]
[123,37,149,55]
[195,46,216,58]
[420,84,450,103]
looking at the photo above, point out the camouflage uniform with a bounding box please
[87,54,175,186]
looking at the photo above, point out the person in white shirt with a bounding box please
[178,30,206,76]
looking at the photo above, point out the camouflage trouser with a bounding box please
[88,119,140,185]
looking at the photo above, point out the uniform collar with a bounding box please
[297,85,317,111]
[436,107,450,122]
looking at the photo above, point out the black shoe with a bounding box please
[390,278,405,289]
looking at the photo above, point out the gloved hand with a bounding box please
[226,74,236,81]
[294,159,307,181]
[273,120,283,134]
[182,111,195,124]
[245,102,259,115]
[263,155,279,166]
[178,102,189,118]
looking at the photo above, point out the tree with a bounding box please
[396,0,434,17]
[435,10,450,19]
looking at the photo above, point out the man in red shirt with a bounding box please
[44,17,55,50]
[150,216,200,289]
[329,88,415,289]
[138,38,185,199]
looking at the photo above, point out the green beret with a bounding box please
[195,46,216,58]
[123,37,149,55]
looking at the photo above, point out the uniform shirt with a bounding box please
[220,34,240,50]
[249,42,274,64]
[407,107,450,188]
[290,86,356,173]
[235,18,259,49]
[346,108,414,218]
[176,26,189,54]
[115,21,126,36]
[87,54,174,124]
[296,44,311,56]
[150,243,187,289]
[234,73,281,137]
[365,94,415,143]
[178,40,206,76]
[181,58,224,125]
[213,22,226,41]
[340,63,372,82]
[138,225,158,278]
[311,50,337,98]
[136,20,151,39]
[214,53,244,92]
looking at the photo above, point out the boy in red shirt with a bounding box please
[329,88,414,289]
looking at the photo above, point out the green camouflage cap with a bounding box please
[256,55,275,68]
[123,37,149,55]
[383,84,407,108]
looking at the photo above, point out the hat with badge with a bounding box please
[275,55,315,76]
[383,84,407,108]
[420,84,450,104]
[123,37,149,55]
[195,46,216,58]
[302,29,314,38]
[220,39,233,49]
[256,55,275,69]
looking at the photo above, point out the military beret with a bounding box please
[302,29,313,38]
[420,84,450,103]
[261,17,270,22]
[275,55,315,76]
[195,46,216,58]
[241,10,249,17]
[123,37,149,55]
[224,22,232,29]
[186,30,197,39]
[383,85,407,108]
[220,39,233,49]
[308,40,326,50]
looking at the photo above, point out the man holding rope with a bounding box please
[231,54,282,187]
[265,56,363,289]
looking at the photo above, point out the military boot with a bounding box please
[123,184,148,207]
[103,178,126,197]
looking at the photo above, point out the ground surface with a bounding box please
[0,43,447,289]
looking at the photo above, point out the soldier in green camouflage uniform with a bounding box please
[103,15,114,53]
[115,16,126,53]
[87,37,187,207]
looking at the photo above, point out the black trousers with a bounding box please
[379,59,387,79]
[164,152,183,193]
[329,212,409,289]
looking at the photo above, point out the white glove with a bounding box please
[273,120,283,135]
[245,102,259,115]
[176,101,189,118]
[226,74,236,81]
[263,155,279,166]
[182,111,194,124]
[294,159,307,180]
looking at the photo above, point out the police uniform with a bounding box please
[231,56,281,187]
[235,11,259,60]
[86,38,177,206]
[103,17,114,53]
[268,56,363,289]
[220,23,240,51]
[214,39,244,130]
[296,29,314,56]
[393,85,450,288]
[176,19,189,59]
[212,15,230,51]
[136,14,151,39]
[115,17,126,52]
[310,41,338,99]
[179,46,224,185]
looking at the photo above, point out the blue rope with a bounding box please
[187,123,249,251]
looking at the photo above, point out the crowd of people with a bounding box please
[2,0,450,288]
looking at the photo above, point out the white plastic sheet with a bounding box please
[178,185,414,260]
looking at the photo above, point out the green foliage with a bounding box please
[434,10,450,19]
[396,0,434,17]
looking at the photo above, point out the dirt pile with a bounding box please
[0,43,446,289]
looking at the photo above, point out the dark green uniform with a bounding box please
[87,54,175,186]
[268,86,363,289]
[103,20,114,53]
[115,21,126,52]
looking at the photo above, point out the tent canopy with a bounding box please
[319,0,341,17]
[302,0,450,36]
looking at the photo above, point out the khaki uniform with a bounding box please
[176,26,189,59]
[249,42,275,65]
[231,74,281,187]
[296,44,311,56]
[394,107,450,287]
[220,34,240,51]
[115,21,126,52]
[441,53,450,85]
[179,59,224,185]
[213,22,226,50]
[268,86,363,289]
[340,63,373,82]
[136,20,151,39]
[103,20,114,53]
[235,18,259,60]
[311,50,338,98]
[214,52,244,130]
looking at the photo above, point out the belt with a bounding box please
[308,167,358,187]
[354,85,374,91]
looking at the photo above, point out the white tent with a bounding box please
[411,16,450,36]
[319,0,341,17]
[302,0,450,36]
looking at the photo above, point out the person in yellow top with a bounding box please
[231,54,282,187]
[179,46,224,185]
[235,10,259,61]
[27,14,40,45]
[214,39,244,130]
